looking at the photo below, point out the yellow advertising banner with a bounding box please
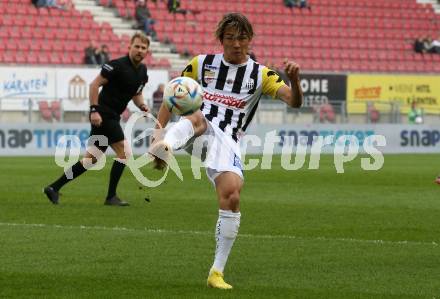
[347,75,440,114]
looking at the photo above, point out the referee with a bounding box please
[44,32,150,206]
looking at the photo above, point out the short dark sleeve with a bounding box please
[100,60,119,81]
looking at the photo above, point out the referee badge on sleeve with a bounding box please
[103,64,114,72]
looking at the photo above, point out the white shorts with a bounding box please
[183,121,243,185]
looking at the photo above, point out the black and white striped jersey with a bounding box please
[181,54,286,141]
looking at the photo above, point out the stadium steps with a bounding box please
[71,0,136,34]
[71,0,189,71]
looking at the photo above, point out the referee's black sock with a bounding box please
[50,161,87,191]
[106,160,126,199]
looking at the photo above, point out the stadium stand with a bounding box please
[0,0,439,73]
[107,0,440,73]
[0,0,170,67]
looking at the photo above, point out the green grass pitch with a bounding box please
[0,155,439,298]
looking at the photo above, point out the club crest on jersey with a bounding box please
[226,78,234,85]
[204,69,216,83]
[245,78,254,90]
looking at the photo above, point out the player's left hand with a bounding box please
[283,59,300,81]
[139,104,149,112]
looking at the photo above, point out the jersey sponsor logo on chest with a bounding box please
[203,91,246,109]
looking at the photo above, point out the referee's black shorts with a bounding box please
[89,117,125,152]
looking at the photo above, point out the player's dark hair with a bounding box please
[215,13,254,41]
[131,32,150,46]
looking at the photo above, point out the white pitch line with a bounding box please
[0,222,438,247]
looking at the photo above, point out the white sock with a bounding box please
[211,209,241,274]
[163,118,194,150]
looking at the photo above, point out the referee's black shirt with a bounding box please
[98,55,149,118]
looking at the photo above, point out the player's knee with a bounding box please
[225,190,240,210]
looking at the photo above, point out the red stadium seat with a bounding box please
[61,54,73,65]
[51,101,61,121]
[38,101,52,122]
[26,55,38,64]
[49,53,62,64]
[37,55,50,64]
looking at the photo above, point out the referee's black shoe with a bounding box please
[104,195,130,206]
[43,186,59,204]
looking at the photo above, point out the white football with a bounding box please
[163,77,203,116]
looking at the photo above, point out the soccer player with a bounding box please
[43,32,150,206]
[150,13,303,289]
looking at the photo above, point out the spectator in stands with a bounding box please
[408,101,423,124]
[84,41,100,65]
[414,37,427,53]
[96,44,111,65]
[283,0,311,10]
[32,0,66,9]
[283,0,296,9]
[431,36,440,54]
[167,0,187,15]
[135,0,156,38]
[414,36,437,54]
[299,0,311,10]
[423,36,435,53]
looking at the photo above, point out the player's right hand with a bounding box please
[90,111,102,127]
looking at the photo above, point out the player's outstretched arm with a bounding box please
[152,102,172,141]
[276,59,303,108]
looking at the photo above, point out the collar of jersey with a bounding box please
[221,54,250,67]
[126,55,141,69]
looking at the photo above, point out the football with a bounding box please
[163,77,203,116]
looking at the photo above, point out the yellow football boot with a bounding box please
[207,269,233,290]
